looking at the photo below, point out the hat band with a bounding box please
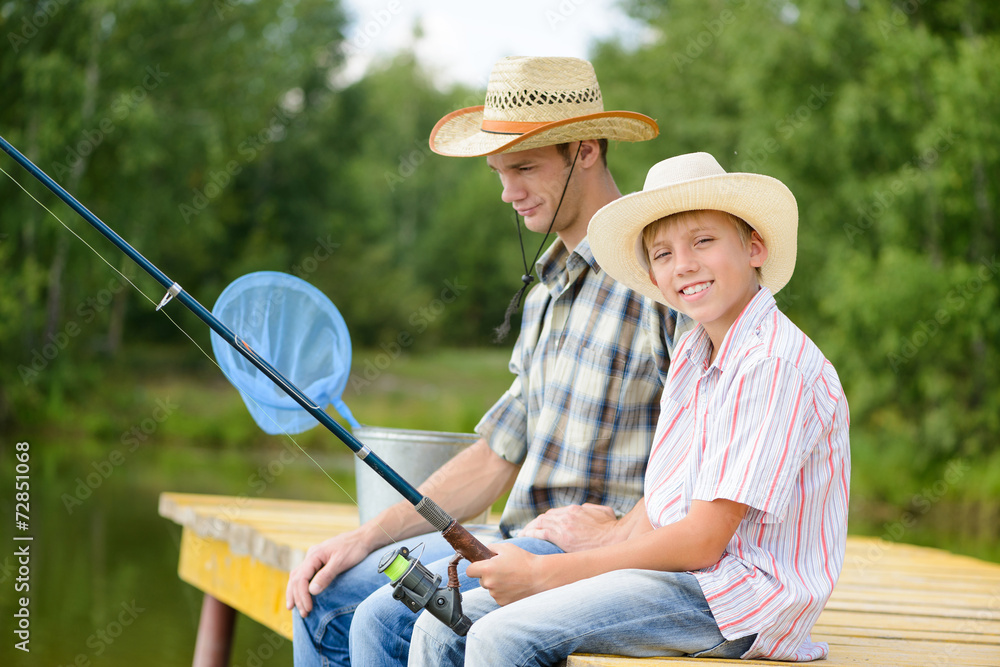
[480,118,548,136]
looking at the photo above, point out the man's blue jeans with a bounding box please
[409,569,756,667]
[292,529,563,667]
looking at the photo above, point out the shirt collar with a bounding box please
[682,287,777,374]
[536,236,600,294]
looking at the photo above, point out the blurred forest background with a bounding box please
[3,0,999,540]
[0,0,998,662]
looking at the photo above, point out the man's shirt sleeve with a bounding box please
[476,373,529,465]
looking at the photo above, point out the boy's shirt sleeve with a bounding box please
[692,357,809,523]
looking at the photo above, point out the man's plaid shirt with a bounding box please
[478,237,688,536]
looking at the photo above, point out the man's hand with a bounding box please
[466,543,554,606]
[519,503,620,552]
[285,530,372,616]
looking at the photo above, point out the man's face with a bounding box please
[486,144,582,236]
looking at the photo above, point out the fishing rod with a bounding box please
[0,134,490,634]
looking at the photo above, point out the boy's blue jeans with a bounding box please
[409,569,756,667]
[291,529,563,667]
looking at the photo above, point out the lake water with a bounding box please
[1,444,356,667]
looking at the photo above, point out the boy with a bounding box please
[408,152,851,664]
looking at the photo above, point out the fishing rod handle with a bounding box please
[413,496,494,562]
[442,520,495,562]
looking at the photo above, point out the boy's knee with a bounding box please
[351,585,400,638]
[411,610,462,664]
[464,610,510,657]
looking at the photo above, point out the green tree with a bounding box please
[600,0,1000,502]
[0,0,347,424]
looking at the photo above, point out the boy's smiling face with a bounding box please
[646,210,768,351]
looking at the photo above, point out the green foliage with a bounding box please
[599,0,1000,502]
[1,0,998,514]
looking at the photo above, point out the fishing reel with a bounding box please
[378,545,473,636]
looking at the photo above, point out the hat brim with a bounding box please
[429,106,659,157]
[588,173,798,306]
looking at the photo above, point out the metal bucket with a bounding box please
[352,425,487,525]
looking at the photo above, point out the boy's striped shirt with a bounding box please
[645,288,851,661]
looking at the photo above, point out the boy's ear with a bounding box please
[649,268,658,287]
[749,231,768,268]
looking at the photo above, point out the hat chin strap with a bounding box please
[493,142,583,342]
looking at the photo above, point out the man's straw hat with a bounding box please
[429,56,658,157]
[588,152,798,305]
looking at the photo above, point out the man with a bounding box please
[287,56,686,666]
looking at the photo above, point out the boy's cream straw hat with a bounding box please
[588,152,798,305]
[429,56,658,157]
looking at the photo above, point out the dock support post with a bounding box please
[192,593,236,667]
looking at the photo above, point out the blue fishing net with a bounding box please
[210,271,359,434]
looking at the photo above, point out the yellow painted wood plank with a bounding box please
[161,493,361,570]
[177,527,294,640]
[161,491,352,515]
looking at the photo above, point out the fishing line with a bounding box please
[2,134,496,598]
[0,160,399,546]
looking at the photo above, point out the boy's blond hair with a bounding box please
[640,210,763,280]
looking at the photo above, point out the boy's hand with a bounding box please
[466,543,554,606]
[520,503,620,552]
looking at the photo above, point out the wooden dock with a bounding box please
[159,492,1000,666]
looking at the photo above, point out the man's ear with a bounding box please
[749,231,768,268]
[577,139,603,168]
